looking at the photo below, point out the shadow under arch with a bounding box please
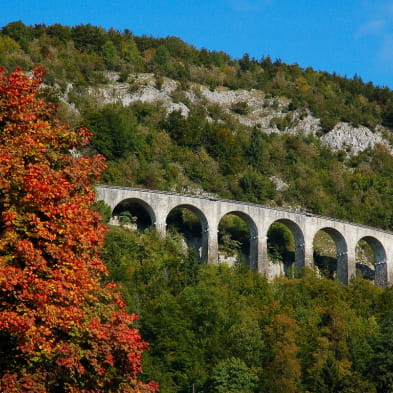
[218,211,258,270]
[165,204,209,262]
[112,198,156,231]
[356,236,387,287]
[313,227,348,284]
[268,218,305,275]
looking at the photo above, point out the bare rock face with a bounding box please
[64,72,392,157]
[320,123,391,155]
[290,114,321,136]
[270,176,289,192]
[86,73,190,117]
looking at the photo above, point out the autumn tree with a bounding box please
[0,67,158,393]
[264,313,301,393]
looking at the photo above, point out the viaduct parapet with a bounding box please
[96,185,393,287]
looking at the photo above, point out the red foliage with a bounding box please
[0,67,159,393]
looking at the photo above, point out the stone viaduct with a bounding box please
[96,185,393,287]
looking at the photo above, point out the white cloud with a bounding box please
[353,2,393,83]
[355,19,386,38]
[354,2,393,67]
[355,1,393,38]
[379,35,393,67]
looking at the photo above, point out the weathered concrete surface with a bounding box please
[96,185,393,287]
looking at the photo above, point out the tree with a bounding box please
[83,103,142,161]
[0,36,20,64]
[153,45,171,72]
[372,311,393,393]
[210,357,258,393]
[1,21,33,51]
[264,313,301,393]
[0,67,158,392]
[102,40,118,68]
[71,24,107,53]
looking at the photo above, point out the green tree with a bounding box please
[84,103,143,160]
[210,357,258,393]
[71,24,107,53]
[1,21,32,51]
[247,127,266,168]
[372,311,393,393]
[102,40,118,67]
[120,37,142,68]
[154,45,171,72]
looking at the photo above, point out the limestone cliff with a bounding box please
[63,72,392,157]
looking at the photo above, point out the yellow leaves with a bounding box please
[0,35,20,54]
[264,313,302,393]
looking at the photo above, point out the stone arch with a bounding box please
[267,219,305,274]
[356,236,387,287]
[312,227,348,284]
[112,198,156,231]
[165,204,209,262]
[217,211,258,270]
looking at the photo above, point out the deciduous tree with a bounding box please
[0,66,158,393]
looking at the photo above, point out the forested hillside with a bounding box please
[3,21,393,393]
[102,227,393,393]
[1,21,393,230]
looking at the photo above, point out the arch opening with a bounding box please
[356,236,387,287]
[313,228,347,283]
[166,205,207,261]
[217,212,257,270]
[112,198,155,231]
[267,219,304,277]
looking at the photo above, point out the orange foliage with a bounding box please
[0,67,158,393]
[264,313,301,393]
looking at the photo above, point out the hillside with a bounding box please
[73,72,392,155]
[4,21,393,393]
[5,22,393,228]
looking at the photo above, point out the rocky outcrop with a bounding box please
[86,73,189,116]
[269,176,289,192]
[320,123,391,155]
[65,72,392,157]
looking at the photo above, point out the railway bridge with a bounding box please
[96,185,393,287]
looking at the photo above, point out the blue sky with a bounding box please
[2,0,393,88]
